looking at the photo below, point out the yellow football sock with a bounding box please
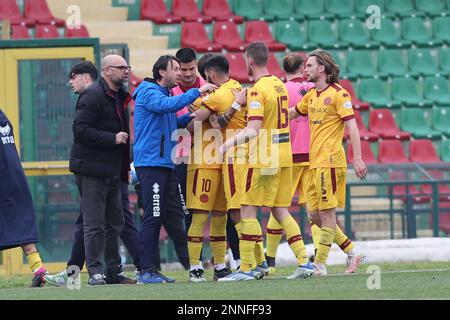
[315,227,336,265]
[187,213,209,266]
[26,251,44,274]
[210,215,227,267]
[254,222,265,265]
[334,225,354,254]
[310,223,321,251]
[266,213,283,259]
[280,215,308,265]
[239,219,259,273]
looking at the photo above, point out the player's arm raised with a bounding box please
[345,119,368,180]
[209,88,247,129]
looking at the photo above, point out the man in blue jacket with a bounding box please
[133,55,216,284]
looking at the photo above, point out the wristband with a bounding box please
[231,101,241,111]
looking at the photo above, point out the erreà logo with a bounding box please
[153,183,161,217]
[0,124,11,136]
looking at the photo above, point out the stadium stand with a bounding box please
[172,0,213,23]
[35,24,59,39]
[213,21,247,51]
[203,0,244,23]
[181,22,221,52]
[226,52,251,83]
[11,25,31,40]
[339,79,370,111]
[390,171,431,204]
[0,0,35,26]
[233,0,275,21]
[410,140,442,163]
[400,108,442,140]
[64,24,90,38]
[140,0,182,24]
[359,79,401,109]
[25,0,65,27]
[378,140,410,164]
[244,21,286,51]
[347,140,378,165]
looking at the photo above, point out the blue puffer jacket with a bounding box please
[133,78,200,169]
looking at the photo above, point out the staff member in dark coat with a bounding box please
[0,109,48,287]
[70,55,135,286]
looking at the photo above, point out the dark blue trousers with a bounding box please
[137,167,188,272]
[68,182,140,270]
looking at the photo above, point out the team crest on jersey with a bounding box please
[324,97,332,105]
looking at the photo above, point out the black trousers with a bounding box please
[76,175,124,277]
[137,167,189,272]
[68,182,140,271]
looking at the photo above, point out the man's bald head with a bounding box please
[101,55,130,91]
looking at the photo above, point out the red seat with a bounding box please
[345,110,379,142]
[225,52,251,83]
[11,25,31,39]
[213,22,247,51]
[140,0,181,24]
[172,0,213,23]
[378,140,410,163]
[420,171,450,202]
[369,109,411,141]
[181,22,221,53]
[390,171,430,203]
[25,0,65,27]
[0,0,35,26]
[268,53,286,81]
[203,0,244,23]
[347,140,378,165]
[35,24,59,38]
[409,139,441,163]
[65,24,89,38]
[245,21,286,51]
[339,79,371,111]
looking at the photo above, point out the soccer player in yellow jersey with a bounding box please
[186,54,246,282]
[218,42,314,281]
[290,50,368,276]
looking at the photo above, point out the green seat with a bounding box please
[400,108,442,140]
[234,0,274,21]
[433,107,450,137]
[415,0,446,17]
[433,17,450,45]
[153,24,182,49]
[325,0,364,18]
[329,50,348,78]
[275,20,316,51]
[408,49,440,76]
[339,18,379,49]
[424,76,450,106]
[264,0,301,20]
[402,17,442,47]
[440,48,450,74]
[378,49,418,78]
[440,139,450,162]
[359,78,401,109]
[294,0,334,20]
[347,50,386,79]
[308,19,348,49]
[385,0,425,17]
[370,18,411,48]
[391,77,433,108]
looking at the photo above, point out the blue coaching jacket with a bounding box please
[133,78,200,169]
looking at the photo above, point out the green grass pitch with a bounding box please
[1,262,449,300]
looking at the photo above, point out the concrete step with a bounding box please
[47,0,128,23]
[85,21,153,38]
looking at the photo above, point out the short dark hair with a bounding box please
[245,42,269,66]
[175,48,197,64]
[204,54,229,75]
[69,61,98,80]
[283,53,304,74]
[152,55,180,81]
[197,53,215,80]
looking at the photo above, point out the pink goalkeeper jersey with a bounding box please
[172,77,206,158]
[285,77,315,164]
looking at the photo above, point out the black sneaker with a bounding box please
[31,270,47,288]
[105,272,137,285]
[213,268,233,281]
[189,269,206,282]
[88,274,106,286]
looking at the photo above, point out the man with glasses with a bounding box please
[45,61,141,287]
[69,55,136,285]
